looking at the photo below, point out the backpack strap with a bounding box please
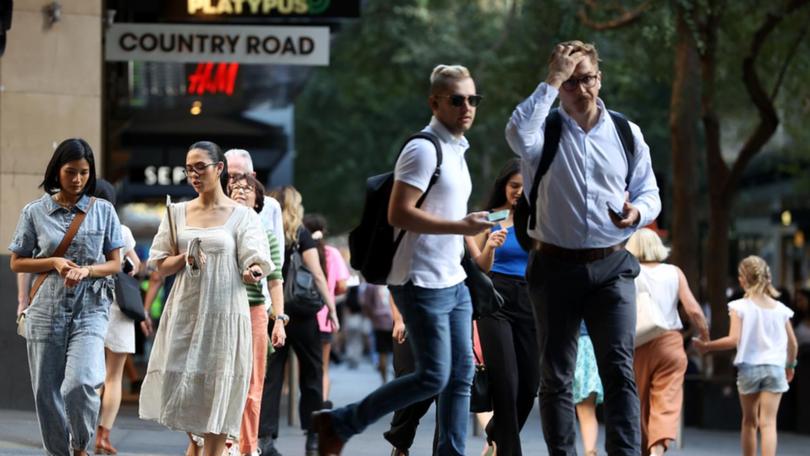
[527,109,562,230]
[392,132,443,249]
[608,110,636,189]
[29,197,97,301]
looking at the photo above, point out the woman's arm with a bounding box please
[390,294,406,344]
[125,249,141,276]
[155,254,187,278]
[676,267,710,340]
[694,310,741,354]
[10,253,77,275]
[786,321,798,382]
[302,247,340,331]
[269,278,286,347]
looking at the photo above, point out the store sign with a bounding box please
[178,0,359,19]
[105,23,329,65]
[144,166,187,186]
[188,62,239,95]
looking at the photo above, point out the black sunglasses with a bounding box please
[440,94,483,107]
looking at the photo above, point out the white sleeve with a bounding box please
[394,138,438,192]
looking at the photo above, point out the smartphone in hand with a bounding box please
[607,202,624,221]
[123,256,135,274]
[487,209,510,223]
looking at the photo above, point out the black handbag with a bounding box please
[114,272,146,322]
[470,350,492,413]
[283,243,325,316]
[462,248,504,319]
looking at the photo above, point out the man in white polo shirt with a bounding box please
[311,65,493,456]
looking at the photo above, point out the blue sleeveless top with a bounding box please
[490,225,529,278]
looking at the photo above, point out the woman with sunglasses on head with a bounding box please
[226,173,287,456]
[139,141,272,456]
[10,138,124,456]
[466,158,540,456]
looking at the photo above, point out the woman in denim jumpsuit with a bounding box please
[9,138,123,456]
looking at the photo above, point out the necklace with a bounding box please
[53,194,77,210]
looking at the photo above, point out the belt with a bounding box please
[533,241,625,263]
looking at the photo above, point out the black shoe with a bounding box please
[322,400,333,410]
[258,436,282,456]
[305,430,318,453]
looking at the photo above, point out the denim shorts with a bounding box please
[736,364,789,395]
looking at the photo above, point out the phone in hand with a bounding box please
[607,202,624,220]
[123,257,135,274]
[487,209,510,223]
[251,269,262,278]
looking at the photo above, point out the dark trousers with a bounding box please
[477,273,540,456]
[383,336,438,452]
[527,249,641,456]
[258,313,324,438]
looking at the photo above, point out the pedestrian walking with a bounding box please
[311,64,493,456]
[626,228,710,455]
[467,158,539,456]
[93,179,142,455]
[227,173,287,456]
[139,141,272,456]
[694,256,798,456]
[573,321,604,456]
[9,138,124,456]
[505,40,661,455]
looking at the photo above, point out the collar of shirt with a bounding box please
[46,193,92,215]
[428,116,470,151]
[558,97,608,133]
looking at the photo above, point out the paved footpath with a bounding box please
[2,362,809,455]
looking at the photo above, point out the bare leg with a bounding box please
[185,433,202,456]
[757,391,782,456]
[649,442,666,455]
[739,393,760,456]
[202,433,228,456]
[576,394,599,455]
[100,350,128,429]
[378,352,389,383]
[321,341,331,402]
[475,412,495,455]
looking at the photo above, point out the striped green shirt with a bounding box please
[246,231,283,306]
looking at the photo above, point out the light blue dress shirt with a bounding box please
[505,82,661,249]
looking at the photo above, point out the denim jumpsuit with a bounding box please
[9,193,123,456]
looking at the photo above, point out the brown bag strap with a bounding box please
[29,197,97,301]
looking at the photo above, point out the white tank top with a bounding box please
[638,263,682,331]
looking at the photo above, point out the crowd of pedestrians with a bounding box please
[8,39,804,456]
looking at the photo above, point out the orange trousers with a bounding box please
[633,330,687,455]
[239,306,269,454]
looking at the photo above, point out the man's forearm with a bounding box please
[390,206,463,235]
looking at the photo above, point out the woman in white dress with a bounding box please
[139,141,272,456]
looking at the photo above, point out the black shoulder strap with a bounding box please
[608,110,636,189]
[527,109,562,230]
[393,131,443,247]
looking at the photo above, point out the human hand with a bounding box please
[140,317,154,337]
[243,265,263,284]
[52,258,79,277]
[692,337,710,355]
[17,293,29,317]
[271,320,287,348]
[485,229,507,250]
[608,200,640,229]
[459,212,496,236]
[392,319,407,344]
[546,43,589,88]
[64,266,90,288]
[328,309,341,332]
[786,367,795,383]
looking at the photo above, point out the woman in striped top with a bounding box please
[228,173,286,456]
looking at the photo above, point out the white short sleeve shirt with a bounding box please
[729,298,794,367]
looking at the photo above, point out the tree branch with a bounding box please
[578,0,654,30]
[771,22,808,100]
[727,0,810,194]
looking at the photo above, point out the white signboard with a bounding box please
[105,23,329,65]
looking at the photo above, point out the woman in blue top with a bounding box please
[468,159,539,456]
[10,138,123,456]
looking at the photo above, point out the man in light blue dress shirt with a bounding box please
[506,40,661,455]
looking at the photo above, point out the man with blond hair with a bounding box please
[311,64,493,455]
[506,41,661,455]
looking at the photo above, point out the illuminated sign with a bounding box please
[188,62,239,95]
[105,23,329,65]
[177,0,359,18]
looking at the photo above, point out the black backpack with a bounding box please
[283,242,325,316]
[514,109,636,251]
[349,132,443,284]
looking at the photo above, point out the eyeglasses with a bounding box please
[230,185,255,194]
[561,74,599,91]
[183,162,218,177]
[440,94,483,107]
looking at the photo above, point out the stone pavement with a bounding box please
[1,361,809,455]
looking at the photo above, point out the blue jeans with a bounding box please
[26,279,110,456]
[331,281,474,456]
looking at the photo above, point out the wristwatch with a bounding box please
[275,313,290,325]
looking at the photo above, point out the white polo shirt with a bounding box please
[387,117,472,289]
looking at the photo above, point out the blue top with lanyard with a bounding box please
[490,225,529,278]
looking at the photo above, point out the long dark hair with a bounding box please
[40,138,97,196]
[302,213,328,279]
[189,141,229,192]
[484,158,521,210]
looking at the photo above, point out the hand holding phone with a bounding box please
[251,269,262,278]
[607,202,624,221]
[487,209,510,223]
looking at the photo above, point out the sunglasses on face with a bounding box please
[561,74,599,91]
[183,162,218,177]
[440,94,483,107]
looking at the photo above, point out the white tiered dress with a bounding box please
[139,203,271,438]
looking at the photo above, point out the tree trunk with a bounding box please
[668,5,702,290]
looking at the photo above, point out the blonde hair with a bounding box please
[738,255,780,298]
[550,40,600,67]
[430,64,472,94]
[626,228,670,262]
[271,185,303,245]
